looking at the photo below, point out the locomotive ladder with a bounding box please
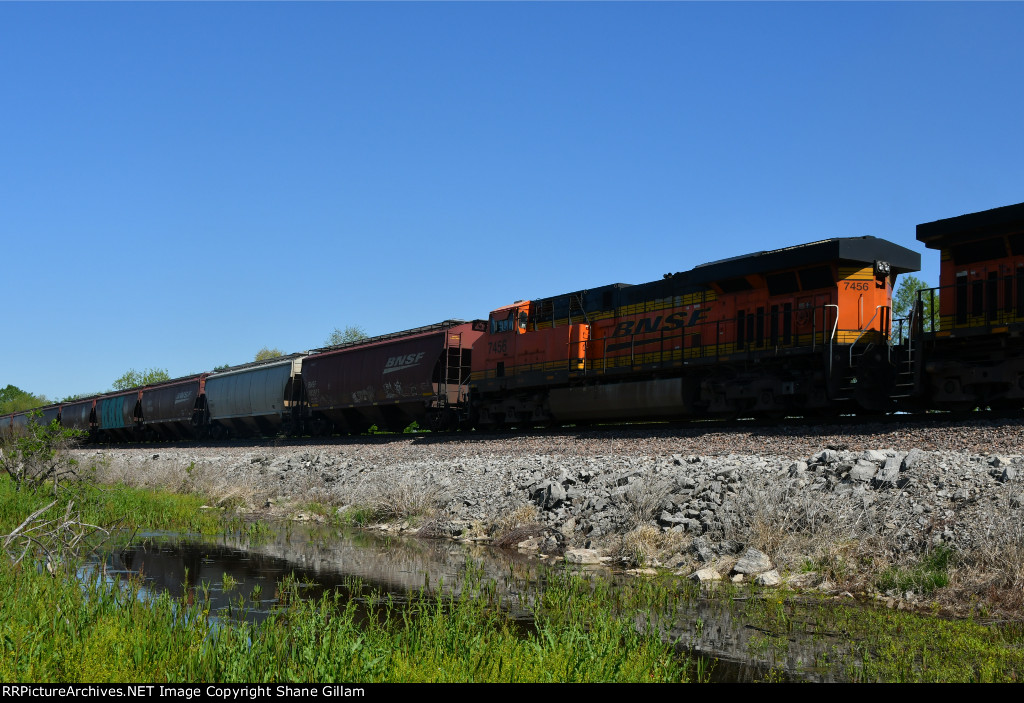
[890,346,918,399]
[438,331,469,407]
[834,304,919,402]
[889,300,922,399]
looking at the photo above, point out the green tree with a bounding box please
[893,275,938,333]
[255,347,284,361]
[112,368,171,390]
[0,385,47,414]
[326,325,368,346]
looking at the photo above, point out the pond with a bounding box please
[87,520,867,682]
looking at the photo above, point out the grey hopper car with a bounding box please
[205,356,304,437]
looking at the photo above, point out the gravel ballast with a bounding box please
[71,417,1024,606]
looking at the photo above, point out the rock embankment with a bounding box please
[73,417,1024,606]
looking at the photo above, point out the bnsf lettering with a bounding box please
[635,316,662,334]
[612,309,707,338]
[385,352,426,368]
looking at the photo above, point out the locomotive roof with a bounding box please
[917,201,1024,248]
[523,236,919,311]
[683,236,920,284]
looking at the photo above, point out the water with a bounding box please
[93,521,854,681]
[99,523,538,625]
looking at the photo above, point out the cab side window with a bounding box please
[491,314,515,334]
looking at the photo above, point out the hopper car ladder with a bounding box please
[432,330,473,429]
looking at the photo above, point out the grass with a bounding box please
[877,545,953,596]
[0,477,224,536]
[0,562,698,683]
[740,585,1024,682]
[4,472,1024,683]
[335,504,381,527]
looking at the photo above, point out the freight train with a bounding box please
[5,201,1024,441]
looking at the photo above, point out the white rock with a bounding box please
[564,548,604,564]
[689,568,722,583]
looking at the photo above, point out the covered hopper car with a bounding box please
[3,320,486,440]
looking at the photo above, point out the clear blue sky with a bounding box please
[3,2,1022,401]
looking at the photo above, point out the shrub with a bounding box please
[0,414,84,493]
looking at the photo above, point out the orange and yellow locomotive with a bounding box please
[471,237,920,426]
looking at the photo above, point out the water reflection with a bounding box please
[103,523,541,625]
[97,522,853,682]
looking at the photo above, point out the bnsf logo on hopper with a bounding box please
[383,352,426,374]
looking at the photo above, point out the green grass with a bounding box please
[0,563,696,683]
[335,504,381,527]
[876,546,954,596]
[742,585,1024,682]
[0,476,225,535]
[4,475,1023,683]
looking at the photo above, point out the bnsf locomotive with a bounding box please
[913,201,1024,411]
[5,202,1024,440]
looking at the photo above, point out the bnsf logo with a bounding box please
[383,352,426,374]
[612,309,708,337]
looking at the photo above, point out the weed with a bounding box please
[621,478,673,529]
[493,503,540,535]
[0,415,84,493]
[374,480,442,522]
[878,545,954,596]
[336,505,380,527]
[244,520,273,545]
[618,524,661,567]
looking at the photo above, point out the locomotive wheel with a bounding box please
[425,409,460,432]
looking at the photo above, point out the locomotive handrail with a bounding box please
[825,304,839,377]
[928,287,937,333]
[915,286,939,333]
[848,305,888,366]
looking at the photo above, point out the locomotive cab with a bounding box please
[478,301,590,383]
[484,302,528,380]
[471,299,591,426]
